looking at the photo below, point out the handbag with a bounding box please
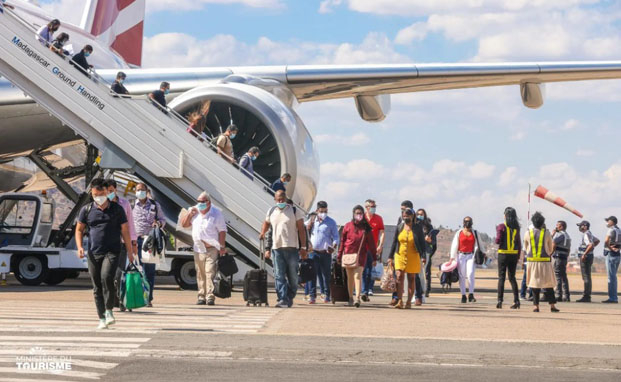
[473,230,486,265]
[342,232,365,268]
[298,258,316,284]
[123,263,150,310]
[214,274,232,299]
[217,255,239,277]
[380,265,396,292]
[371,261,384,280]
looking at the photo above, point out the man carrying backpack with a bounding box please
[603,216,621,303]
[576,220,599,303]
[259,190,308,308]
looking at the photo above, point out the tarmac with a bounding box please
[0,269,619,381]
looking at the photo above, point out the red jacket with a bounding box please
[338,221,377,266]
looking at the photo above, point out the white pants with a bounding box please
[458,252,476,295]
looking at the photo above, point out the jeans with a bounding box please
[272,248,300,304]
[362,253,375,295]
[87,252,119,319]
[606,253,620,302]
[553,256,570,299]
[532,288,556,305]
[137,236,156,302]
[497,253,519,303]
[415,273,423,299]
[309,251,332,300]
[520,263,532,298]
[581,254,594,298]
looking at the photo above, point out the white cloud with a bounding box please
[498,167,518,187]
[314,132,370,146]
[321,159,384,180]
[145,0,284,13]
[394,22,428,45]
[469,161,495,179]
[319,0,342,14]
[562,119,580,131]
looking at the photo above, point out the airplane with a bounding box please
[2,0,621,207]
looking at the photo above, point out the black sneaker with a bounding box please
[361,294,369,302]
[468,293,476,303]
[461,295,467,303]
[207,299,215,306]
[196,299,206,305]
[576,296,591,303]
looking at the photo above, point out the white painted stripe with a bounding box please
[0,341,141,348]
[132,348,232,357]
[0,313,271,322]
[0,327,158,334]
[0,367,103,380]
[0,378,75,382]
[0,357,117,369]
[0,336,150,343]
[0,320,264,328]
[0,349,131,357]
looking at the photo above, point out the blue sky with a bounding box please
[41,0,621,246]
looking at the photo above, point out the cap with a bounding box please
[605,216,618,225]
[576,220,590,228]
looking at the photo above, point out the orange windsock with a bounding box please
[534,185,583,218]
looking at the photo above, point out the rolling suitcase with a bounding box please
[330,258,349,304]
[243,239,269,306]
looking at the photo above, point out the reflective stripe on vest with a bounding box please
[528,228,550,262]
[498,224,519,254]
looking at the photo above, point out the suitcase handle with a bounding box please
[259,238,266,271]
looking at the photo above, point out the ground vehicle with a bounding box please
[0,192,200,288]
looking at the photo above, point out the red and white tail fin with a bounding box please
[80,0,145,67]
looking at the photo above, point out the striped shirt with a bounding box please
[132,199,165,237]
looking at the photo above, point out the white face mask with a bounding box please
[318,212,327,220]
[93,196,107,206]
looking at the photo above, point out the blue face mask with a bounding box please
[251,155,257,161]
[198,202,208,211]
[106,192,116,201]
[283,181,288,186]
[417,215,425,221]
[136,190,147,200]
[84,52,90,57]
[119,79,124,84]
[164,89,170,95]
[276,202,287,209]
[230,134,236,139]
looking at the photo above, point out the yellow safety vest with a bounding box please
[527,228,550,262]
[498,224,519,254]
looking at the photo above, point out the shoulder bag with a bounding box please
[342,231,365,268]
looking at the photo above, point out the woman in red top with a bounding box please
[449,216,486,303]
[338,205,377,308]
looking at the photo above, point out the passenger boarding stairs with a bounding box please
[0,7,284,273]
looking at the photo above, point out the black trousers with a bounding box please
[87,252,120,319]
[497,253,519,303]
[581,254,593,298]
[114,247,128,308]
[553,257,570,299]
[532,288,556,305]
[425,256,432,293]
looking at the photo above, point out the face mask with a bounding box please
[464,221,473,229]
[93,196,107,206]
[84,52,90,57]
[106,192,116,201]
[251,155,257,161]
[230,134,236,139]
[164,89,170,95]
[404,217,412,224]
[276,202,287,209]
[197,202,208,211]
[354,214,363,222]
[283,181,288,186]
[119,79,124,84]
[318,213,327,220]
[417,215,425,221]
[136,190,147,200]
[369,207,376,214]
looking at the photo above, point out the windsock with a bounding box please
[534,185,583,218]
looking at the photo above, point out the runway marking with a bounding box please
[0,336,151,342]
[0,367,103,380]
[0,357,117,369]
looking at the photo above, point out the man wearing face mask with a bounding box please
[75,178,135,329]
[260,190,308,308]
[271,173,292,194]
[149,81,170,110]
[181,191,227,306]
[238,146,260,180]
[576,220,599,303]
[305,201,339,304]
[216,124,239,164]
[70,45,94,77]
[132,183,166,306]
[361,199,384,301]
[111,72,129,96]
[603,216,620,303]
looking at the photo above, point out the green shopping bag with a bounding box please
[123,264,150,310]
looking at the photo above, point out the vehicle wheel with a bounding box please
[173,260,197,290]
[66,270,81,279]
[44,269,67,286]
[14,255,48,286]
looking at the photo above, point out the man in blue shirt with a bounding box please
[306,201,339,303]
[271,173,291,194]
[239,146,260,180]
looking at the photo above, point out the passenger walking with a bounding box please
[70,45,93,76]
[417,209,437,298]
[337,205,377,308]
[181,191,227,306]
[216,124,238,163]
[36,19,60,46]
[50,32,70,58]
[75,178,135,329]
[524,212,560,313]
[495,207,522,309]
[552,221,571,302]
[132,183,166,307]
[603,216,621,303]
[450,216,485,303]
[362,199,384,301]
[187,100,211,140]
[388,208,425,309]
[306,201,339,304]
[390,200,414,305]
[149,82,170,109]
[271,173,291,194]
[239,147,260,180]
[259,190,308,308]
[576,220,599,303]
[111,72,129,95]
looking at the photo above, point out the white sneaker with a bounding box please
[368,291,374,296]
[104,310,116,326]
[97,319,108,330]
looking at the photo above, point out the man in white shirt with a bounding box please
[181,191,227,305]
[603,216,621,303]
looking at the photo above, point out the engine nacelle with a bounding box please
[168,83,319,210]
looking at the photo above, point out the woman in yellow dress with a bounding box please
[388,208,426,309]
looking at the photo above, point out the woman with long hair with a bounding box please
[337,205,377,307]
[388,208,426,308]
[449,216,486,303]
[416,208,435,299]
[496,207,522,309]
